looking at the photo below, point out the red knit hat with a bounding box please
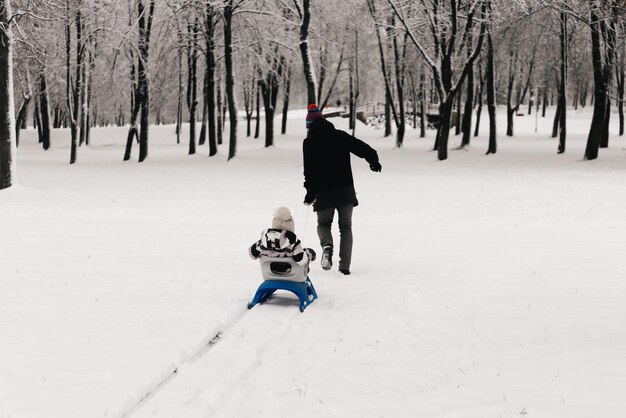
[306,104,323,128]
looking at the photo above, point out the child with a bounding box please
[249,207,316,267]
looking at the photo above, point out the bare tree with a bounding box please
[295,0,316,105]
[186,16,199,155]
[243,67,255,137]
[584,0,620,160]
[205,2,218,156]
[224,0,240,160]
[388,0,488,160]
[616,28,625,136]
[0,0,17,189]
[124,0,156,162]
[258,47,284,147]
[557,7,567,154]
[505,46,535,137]
[38,69,52,150]
[281,64,292,135]
[485,25,497,155]
[65,0,78,164]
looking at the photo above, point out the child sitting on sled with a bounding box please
[248,206,316,269]
[248,207,318,312]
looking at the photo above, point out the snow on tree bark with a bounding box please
[224,0,238,160]
[298,0,317,105]
[0,0,17,189]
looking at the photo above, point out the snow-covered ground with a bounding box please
[2,108,626,418]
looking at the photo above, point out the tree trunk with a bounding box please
[506,106,515,137]
[461,66,473,145]
[254,80,260,139]
[384,93,392,137]
[474,63,484,137]
[216,73,223,145]
[138,0,155,163]
[349,60,355,131]
[66,1,78,164]
[392,22,405,148]
[618,68,624,136]
[125,0,154,162]
[79,41,87,146]
[39,71,51,150]
[0,0,16,189]
[455,83,462,136]
[53,103,61,128]
[552,97,561,138]
[205,4,217,156]
[224,0,238,160]
[187,20,198,155]
[600,99,610,148]
[21,106,27,129]
[85,49,95,145]
[317,43,326,107]
[419,72,426,138]
[243,73,253,137]
[557,10,567,154]
[486,30,497,155]
[584,5,616,160]
[506,51,516,137]
[74,8,83,149]
[199,75,207,145]
[123,106,140,161]
[34,94,43,143]
[281,66,291,135]
[616,45,624,137]
[410,75,417,131]
[16,87,31,148]
[176,38,182,144]
[261,81,275,147]
[585,92,607,160]
[299,0,316,105]
[260,55,282,148]
[436,98,454,160]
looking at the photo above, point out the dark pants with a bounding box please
[316,204,354,270]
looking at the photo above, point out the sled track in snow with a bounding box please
[119,308,249,418]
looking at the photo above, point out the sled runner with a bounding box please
[248,256,318,312]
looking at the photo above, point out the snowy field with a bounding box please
[2,108,626,418]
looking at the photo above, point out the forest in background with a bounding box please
[1,0,626,190]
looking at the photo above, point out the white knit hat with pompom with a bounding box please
[272,206,295,232]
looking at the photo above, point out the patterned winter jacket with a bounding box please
[249,228,312,265]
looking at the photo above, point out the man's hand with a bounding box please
[304,191,316,205]
[370,161,382,172]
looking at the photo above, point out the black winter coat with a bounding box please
[303,118,379,211]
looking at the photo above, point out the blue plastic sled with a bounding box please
[248,257,318,312]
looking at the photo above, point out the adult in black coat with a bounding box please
[303,110,382,275]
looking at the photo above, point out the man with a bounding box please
[302,104,382,275]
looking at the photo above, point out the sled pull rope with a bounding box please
[301,204,311,242]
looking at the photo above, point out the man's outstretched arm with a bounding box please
[343,132,382,172]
